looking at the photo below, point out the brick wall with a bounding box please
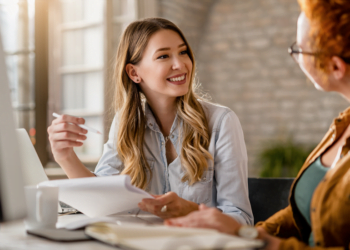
[158,0,349,176]
[157,0,214,54]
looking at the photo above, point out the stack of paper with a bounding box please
[39,175,153,217]
[85,222,264,250]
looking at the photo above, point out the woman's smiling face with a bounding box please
[133,29,193,101]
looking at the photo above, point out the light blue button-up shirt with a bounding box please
[94,101,253,225]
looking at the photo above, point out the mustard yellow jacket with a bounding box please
[257,108,350,250]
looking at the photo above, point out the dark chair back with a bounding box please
[248,177,294,225]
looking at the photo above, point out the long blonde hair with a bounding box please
[114,18,213,189]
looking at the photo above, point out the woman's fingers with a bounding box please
[54,140,84,149]
[166,208,213,227]
[138,197,171,216]
[139,192,194,219]
[48,114,87,162]
[198,204,209,210]
[166,208,242,236]
[165,210,204,226]
[48,114,88,147]
[52,114,85,126]
[142,192,177,206]
[138,197,177,218]
[157,192,178,204]
[152,194,162,198]
[50,131,87,143]
[53,122,87,135]
[140,198,164,206]
[138,202,164,215]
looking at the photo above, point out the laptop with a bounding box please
[16,128,77,214]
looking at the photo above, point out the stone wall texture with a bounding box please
[157,0,349,176]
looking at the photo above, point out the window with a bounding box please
[48,0,156,165]
[0,0,36,142]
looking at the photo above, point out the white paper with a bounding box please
[58,214,163,230]
[122,234,264,250]
[85,223,264,250]
[39,175,153,218]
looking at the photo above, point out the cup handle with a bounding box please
[36,190,43,222]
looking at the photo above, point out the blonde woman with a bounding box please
[47,18,253,223]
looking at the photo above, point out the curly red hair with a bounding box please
[298,0,350,72]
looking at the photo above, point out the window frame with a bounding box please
[47,0,157,168]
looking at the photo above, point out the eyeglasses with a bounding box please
[288,42,318,64]
[288,41,350,64]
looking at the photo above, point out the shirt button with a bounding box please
[149,123,153,127]
[161,142,164,145]
[171,135,174,139]
[316,241,321,246]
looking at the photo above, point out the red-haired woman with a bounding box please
[166,0,350,249]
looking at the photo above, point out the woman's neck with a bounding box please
[336,76,350,102]
[147,97,177,136]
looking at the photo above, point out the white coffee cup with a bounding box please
[24,186,59,230]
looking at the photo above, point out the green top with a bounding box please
[294,156,329,246]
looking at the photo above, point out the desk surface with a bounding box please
[1,214,256,250]
[0,215,117,250]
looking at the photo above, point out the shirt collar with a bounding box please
[329,106,350,138]
[144,103,181,138]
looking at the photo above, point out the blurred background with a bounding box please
[0,0,347,179]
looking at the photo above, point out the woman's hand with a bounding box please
[47,114,87,163]
[256,227,281,250]
[164,204,241,235]
[138,192,199,219]
[165,205,282,250]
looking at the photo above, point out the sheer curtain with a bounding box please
[0,0,36,144]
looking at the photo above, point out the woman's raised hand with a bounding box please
[47,114,87,163]
[138,192,199,219]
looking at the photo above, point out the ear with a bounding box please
[329,56,347,80]
[125,63,141,83]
